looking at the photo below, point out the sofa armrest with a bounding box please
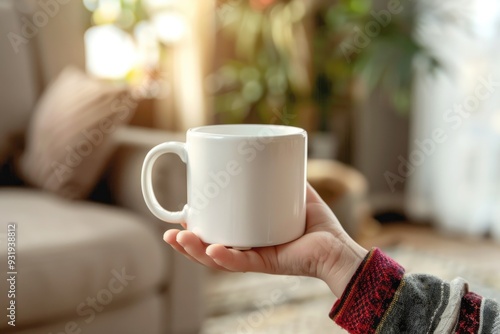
[108,126,187,224]
[108,126,205,333]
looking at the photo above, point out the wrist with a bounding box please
[320,238,368,298]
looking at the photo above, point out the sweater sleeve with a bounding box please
[329,248,500,334]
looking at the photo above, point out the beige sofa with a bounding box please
[0,1,204,333]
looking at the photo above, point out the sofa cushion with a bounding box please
[18,67,136,199]
[0,188,168,330]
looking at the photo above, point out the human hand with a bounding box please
[163,183,368,297]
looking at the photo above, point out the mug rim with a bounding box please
[188,124,306,138]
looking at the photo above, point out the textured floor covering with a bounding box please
[200,223,500,334]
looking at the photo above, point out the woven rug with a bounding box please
[200,246,500,334]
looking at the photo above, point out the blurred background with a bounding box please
[1,0,500,333]
[81,0,500,235]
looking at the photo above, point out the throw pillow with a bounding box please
[18,66,137,199]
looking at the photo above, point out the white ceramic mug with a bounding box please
[141,124,307,249]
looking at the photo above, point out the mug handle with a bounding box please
[141,142,188,223]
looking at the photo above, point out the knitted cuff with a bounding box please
[329,248,405,334]
[456,292,482,333]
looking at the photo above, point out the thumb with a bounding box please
[306,182,327,205]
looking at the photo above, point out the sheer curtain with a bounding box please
[406,0,500,239]
[153,0,215,131]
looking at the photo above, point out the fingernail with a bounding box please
[206,245,215,257]
[176,235,185,246]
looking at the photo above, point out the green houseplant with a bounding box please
[211,0,437,131]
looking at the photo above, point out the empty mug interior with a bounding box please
[188,124,305,137]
